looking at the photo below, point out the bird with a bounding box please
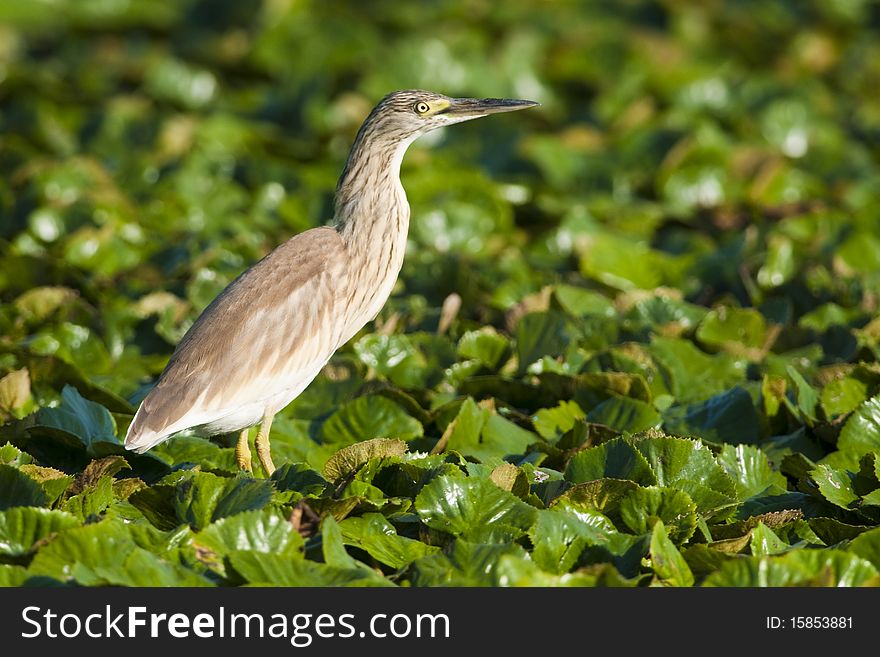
[124,89,538,476]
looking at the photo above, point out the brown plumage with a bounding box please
[125,89,537,475]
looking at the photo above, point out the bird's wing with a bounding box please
[125,226,348,452]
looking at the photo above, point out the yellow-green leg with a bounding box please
[235,428,252,473]
[255,410,276,477]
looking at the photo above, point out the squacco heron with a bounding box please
[124,90,537,475]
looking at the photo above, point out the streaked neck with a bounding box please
[333,124,416,247]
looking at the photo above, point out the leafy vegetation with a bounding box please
[2,1,880,587]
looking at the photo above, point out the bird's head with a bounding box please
[362,89,538,143]
[334,89,538,217]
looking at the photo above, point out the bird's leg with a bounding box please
[235,428,252,473]
[255,410,276,477]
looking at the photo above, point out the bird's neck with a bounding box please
[331,129,417,339]
[333,130,416,256]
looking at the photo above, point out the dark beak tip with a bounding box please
[447,96,540,117]
[504,98,540,110]
[485,98,541,112]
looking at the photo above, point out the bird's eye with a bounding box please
[415,101,430,114]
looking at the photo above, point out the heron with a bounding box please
[124,89,538,476]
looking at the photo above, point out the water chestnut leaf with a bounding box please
[663,386,761,445]
[565,439,657,486]
[321,396,424,446]
[323,438,407,483]
[0,465,50,510]
[415,475,538,539]
[703,549,877,586]
[0,508,79,557]
[29,385,120,453]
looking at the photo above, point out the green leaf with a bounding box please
[0,442,32,467]
[533,400,586,441]
[810,464,859,510]
[91,547,213,587]
[631,435,738,515]
[30,385,120,452]
[145,56,216,109]
[565,439,657,485]
[441,397,491,454]
[663,386,761,444]
[0,368,32,421]
[271,462,328,497]
[750,522,790,556]
[320,515,360,568]
[619,486,697,544]
[757,234,796,289]
[74,455,131,489]
[587,395,662,433]
[836,232,880,272]
[0,465,49,510]
[493,554,605,586]
[553,285,616,318]
[19,464,73,504]
[13,287,78,322]
[415,475,538,539]
[551,478,640,519]
[703,550,878,586]
[696,307,768,354]
[126,484,179,531]
[785,366,819,424]
[322,438,407,483]
[285,357,364,419]
[320,395,423,446]
[173,472,274,530]
[477,413,539,460]
[489,462,530,497]
[821,376,868,419]
[27,519,135,582]
[354,333,452,388]
[457,327,510,370]
[649,520,694,586]
[808,517,871,544]
[649,338,745,403]
[662,165,730,213]
[194,508,303,557]
[0,564,29,587]
[409,540,526,586]
[150,436,236,471]
[515,311,579,374]
[717,444,788,500]
[319,514,391,586]
[228,548,394,587]
[529,508,616,574]
[622,295,706,334]
[847,527,880,569]
[129,524,192,554]
[63,475,116,520]
[442,401,537,462]
[838,396,880,457]
[339,513,439,569]
[578,232,669,291]
[0,508,79,557]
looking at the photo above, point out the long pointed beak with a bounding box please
[445,97,539,120]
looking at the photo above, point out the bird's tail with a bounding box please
[124,403,170,454]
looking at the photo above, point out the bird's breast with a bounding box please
[337,202,410,346]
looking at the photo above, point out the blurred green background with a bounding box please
[1,0,879,428]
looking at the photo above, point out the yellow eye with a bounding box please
[415,101,430,114]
